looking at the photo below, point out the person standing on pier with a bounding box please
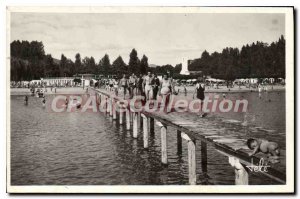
[143,72,154,101]
[193,80,206,117]
[136,74,144,97]
[119,74,128,99]
[128,73,137,99]
[152,74,160,100]
[159,74,172,112]
[113,79,119,96]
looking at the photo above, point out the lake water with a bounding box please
[10,90,285,185]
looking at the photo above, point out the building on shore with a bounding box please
[41,77,75,86]
[39,74,99,87]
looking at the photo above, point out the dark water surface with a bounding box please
[11,91,285,185]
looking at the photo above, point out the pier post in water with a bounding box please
[133,112,138,138]
[181,132,197,185]
[141,114,149,148]
[119,102,124,124]
[228,156,249,185]
[201,141,208,175]
[126,108,131,130]
[157,122,167,164]
[137,112,142,130]
[149,118,154,135]
[177,130,182,155]
[130,112,134,124]
[109,98,113,117]
[106,97,109,113]
[112,100,117,120]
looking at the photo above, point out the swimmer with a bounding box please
[247,138,280,163]
[65,97,69,108]
[42,96,46,107]
[24,95,28,105]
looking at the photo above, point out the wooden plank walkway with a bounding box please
[91,87,286,185]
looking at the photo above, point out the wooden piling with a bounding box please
[188,140,197,185]
[106,97,109,113]
[201,141,208,174]
[149,118,154,135]
[177,130,182,155]
[112,100,117,120]
[229,156,249,185]
[140,112,143,129]
[181,132,197,185]
[133,112,138,138]
[142,114,149,148]
[119,103,124,124]
[157,122,167,164]
[109,98,113,117]
[130,112,133,123]
[126,108,131,130]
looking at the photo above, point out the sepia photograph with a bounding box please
[6,6,294,193]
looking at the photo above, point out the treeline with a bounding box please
[188,35,285,80]
[11,36,285,81]
[10,40,182,81]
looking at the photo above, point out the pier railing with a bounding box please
[92,88,286,185]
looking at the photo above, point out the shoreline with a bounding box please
[10,87,87,96]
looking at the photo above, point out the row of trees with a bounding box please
[188,35,285,80]
[10,40,182,81]
[10,36,285,81]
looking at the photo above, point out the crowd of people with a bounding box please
[99,72,206,115]
[102,72,178,100]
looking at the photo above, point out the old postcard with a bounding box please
[6,6,294,193]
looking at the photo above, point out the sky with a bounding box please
[10,12,285,66]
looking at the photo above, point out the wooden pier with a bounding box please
[92,88,286,185]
